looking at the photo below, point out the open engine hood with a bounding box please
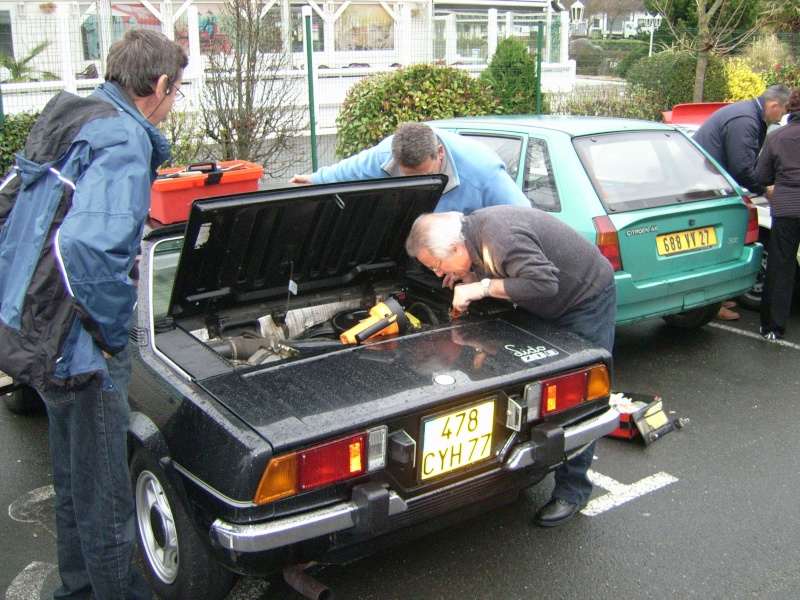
[169,176,446,318]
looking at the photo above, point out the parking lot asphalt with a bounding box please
[3,301,800,600]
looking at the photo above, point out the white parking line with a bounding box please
[582,470,678,516]
[5,562,56,600]
[709,322,800,350]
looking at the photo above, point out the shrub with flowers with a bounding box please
[724,58,766,102]
[764,61,800,89]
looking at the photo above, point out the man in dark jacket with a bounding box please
[0,30,187,599]
[692,84,791,320]
[406,207,616,527]
[755,87,800,340]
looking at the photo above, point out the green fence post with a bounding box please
[302,6,318,172]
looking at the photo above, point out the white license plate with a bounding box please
[420,400,494,480]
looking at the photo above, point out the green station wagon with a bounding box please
[430,115,763,329]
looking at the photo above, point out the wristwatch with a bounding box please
[480,278,491,298]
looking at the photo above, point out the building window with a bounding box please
[0,11,13,57]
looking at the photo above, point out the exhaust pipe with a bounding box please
[283,562,333,600]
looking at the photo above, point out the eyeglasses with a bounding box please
[170,83,185,102]
[431,259,442,274]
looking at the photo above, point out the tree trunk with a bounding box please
[693,50,708,103]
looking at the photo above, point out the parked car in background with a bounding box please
[126,176,618,599]
[429,115,762,329]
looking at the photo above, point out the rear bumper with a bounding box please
[210,406,619,553]
[615,244,762,325]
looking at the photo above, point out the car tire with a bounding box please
[738,230,769,312]
[662,302,722,330]
[131,447,236,600]
[2,385,44,414]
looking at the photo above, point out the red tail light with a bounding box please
[593,216,622,271]
[742,195,759,245]
[253,429,387,505]
[539,365,611,417]
[299,433,367,491]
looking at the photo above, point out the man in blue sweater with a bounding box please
[291,121,530,214]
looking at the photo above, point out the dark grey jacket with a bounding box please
[462,206,615,320]
[692,97,769,195]
[755,112,800,218]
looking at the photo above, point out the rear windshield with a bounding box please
[573,131,737,213]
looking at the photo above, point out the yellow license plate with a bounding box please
[656,226,717,256]
[420,400,494,480]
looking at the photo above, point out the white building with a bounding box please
[0,0,576,118]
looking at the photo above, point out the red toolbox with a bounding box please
[150,160,263,224]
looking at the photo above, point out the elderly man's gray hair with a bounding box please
[405,212,465,259]
[764,84,792,104]
[392,122,438,168]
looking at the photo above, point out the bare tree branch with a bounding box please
[202,0,308,173]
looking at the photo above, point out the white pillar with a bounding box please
[161,1,174,40]
[487,8,497,59]
[323,1,336,68]
[444,13,456,64]
[97,0,113,75]
[559,10,569,64]
[545,1,552,63]
[57,4,76,93]
[187,5,200,80]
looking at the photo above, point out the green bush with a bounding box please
[480,37,548,115]
[616,44,649,79]
[764,60,800,88]
[335,63,500,159]
[551,85,664,121]
[625,50,727,108]
[0,112,38,175]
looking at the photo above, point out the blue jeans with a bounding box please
[39,345,152,600]
[550,282,617,505]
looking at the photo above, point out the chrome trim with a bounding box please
[504,442,538,471]
[211,491,408,552]
[172,462,256,509]
[564,407,620,450]
[504,407,619,471]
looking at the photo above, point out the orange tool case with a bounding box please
[150,161,263,224]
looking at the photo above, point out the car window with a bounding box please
[573,131,737,213]
[458,133,521,181]
[523,138,560,211]
[151,238,183,318]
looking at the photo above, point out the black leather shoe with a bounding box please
[532,498,581,527]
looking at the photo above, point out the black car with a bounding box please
[122,175,618,598]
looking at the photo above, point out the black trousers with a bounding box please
[761,216,800,334]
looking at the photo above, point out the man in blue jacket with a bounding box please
[692,84,791,320]
[291,121,530,214]
[0,29,187,599]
